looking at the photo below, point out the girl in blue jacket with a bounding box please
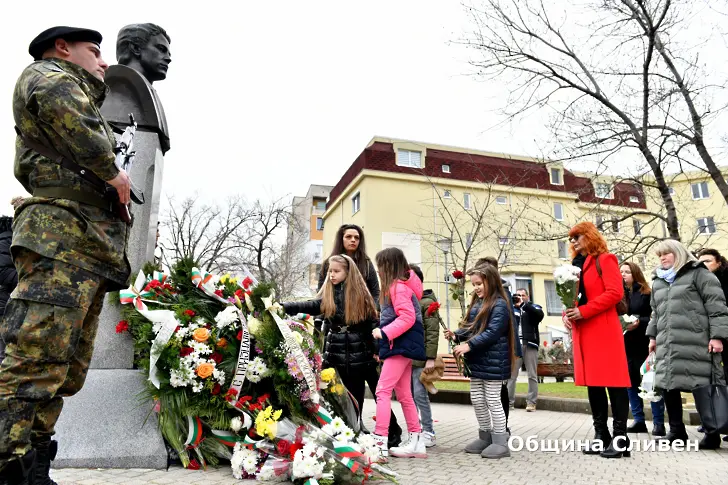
[445,264,514,459]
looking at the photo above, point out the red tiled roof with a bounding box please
[327,141,645,209]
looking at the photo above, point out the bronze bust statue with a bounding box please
[116,23,171,84]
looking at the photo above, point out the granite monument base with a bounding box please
[53,369,167,469]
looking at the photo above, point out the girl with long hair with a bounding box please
[620,261,665,436]
[563,221,631,458]
[319,224,380,303]
[282,254,378,423]
[370,248,427,460]
[444,264,514,459]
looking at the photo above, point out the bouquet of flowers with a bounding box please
[553,264,581,309]
[638,352,663,402]
[118,256,397,483]
[619,314,638,334]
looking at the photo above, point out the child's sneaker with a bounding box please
[421,431,436,448]
[390,432,427,458]
[371,434,389,463]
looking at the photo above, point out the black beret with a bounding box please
[29,26,102,61]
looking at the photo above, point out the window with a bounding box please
[495,196,507,205]
[595,214,604,229]
[443,190,452,199]
[314,200,326,212]
[557,240,568,259]
[611,219,620,233]
[595,183,613,199]
[442,164,450,173]
[544,281,563,316]
[351,193,360,214]
[499,237,510,245]
[465,233,473,249]
[316,217,323,231]
[396,149,422,168]
[633,219,642,236]
[554,202,564,221]
[697,217,716,235]
[515,276,533,301]
[629,196,639,203]
[550,168,563,185]
[692,182,710,200]
[464,193,472,210]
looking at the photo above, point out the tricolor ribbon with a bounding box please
[304,479,319,485]
[243,433,264,449]
[211,429,245,447]
[333,441,364,459]
[340,457,361,474]
[119,270,155,311]
[151,271,168,285]
[184,416,204,449]
[313,404,333,426]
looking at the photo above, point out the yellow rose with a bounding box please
[196,363,215,379]
[333,384,345,395]
[321,368,336,383]
[192,328,210,342]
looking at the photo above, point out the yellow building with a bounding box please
[321,136,728,352]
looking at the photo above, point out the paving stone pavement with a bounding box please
[52,399,728,485]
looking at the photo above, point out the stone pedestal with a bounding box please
[53,65,170,469]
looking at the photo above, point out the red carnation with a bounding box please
[248,403,262,412]
[426,301,441,316]
[116,320,129,333]
[210,352,223,364]
[184,309,196,317]
[211,383,221,395]
[238,395,253,405]
[257,393,271,404]
[187,459,201,470]
[242,276,254,289]
[236,330,243,341]
[214,289,224,297]
[174,326,181,333]
[235,288,244,299]
[225,388,238,402]
[180,347,194,357]
[452,270,464,279]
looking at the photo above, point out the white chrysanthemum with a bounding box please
[175,326,189,339]
[190,341,212,355]
[191,381,204,393]
[230,417,243,432]
[230,443,247,480]
[340,428,355,441]
[321,423,335,436]
[169,369,188,388]
[242,454,258,474]
[213,368,226,385]
[215,306,239,329]
[330,417,346,433]
[357,434,375,448]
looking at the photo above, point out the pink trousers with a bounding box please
[374,355,422,436]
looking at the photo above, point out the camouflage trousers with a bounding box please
[0,249,107,468]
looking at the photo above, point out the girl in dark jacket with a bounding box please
[445,264,514,459]
[282,254,378,421]
[620,262,665,436]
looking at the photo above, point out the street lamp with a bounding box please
[437,237,453,352]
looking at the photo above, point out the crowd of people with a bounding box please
[281,220,728,464]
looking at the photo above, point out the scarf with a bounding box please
[572,253,588,306]
[656,266,677,284]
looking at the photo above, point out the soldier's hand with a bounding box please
[107,170,131,204]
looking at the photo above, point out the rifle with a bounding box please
[107,114,144,223]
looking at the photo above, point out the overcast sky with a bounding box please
[1,0,726,218]
[0,0,558,217]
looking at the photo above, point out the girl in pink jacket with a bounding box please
[371,248,427,460]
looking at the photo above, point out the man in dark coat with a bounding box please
[0,216,16,320]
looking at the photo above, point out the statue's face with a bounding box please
[139,33,171,82]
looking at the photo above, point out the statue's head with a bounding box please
[116,23,171,83]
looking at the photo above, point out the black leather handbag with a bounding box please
[692,354,728,435]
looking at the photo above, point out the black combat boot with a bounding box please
[28,441,57,485]
[0,450,36,485]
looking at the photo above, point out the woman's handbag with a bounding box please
[692,353,728,435]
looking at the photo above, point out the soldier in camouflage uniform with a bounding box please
[0,27,132,485]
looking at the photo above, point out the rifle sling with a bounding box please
[15,126,110,192]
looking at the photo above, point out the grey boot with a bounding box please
[481,432,511,459]
[464,429,492,454]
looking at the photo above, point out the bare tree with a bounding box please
[461,0,728,241]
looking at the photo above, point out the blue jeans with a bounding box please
[411,367,434,434]
[627,386,664,425]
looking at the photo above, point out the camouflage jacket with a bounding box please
[11,58,130,289]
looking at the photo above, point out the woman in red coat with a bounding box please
[563,222,631,458]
